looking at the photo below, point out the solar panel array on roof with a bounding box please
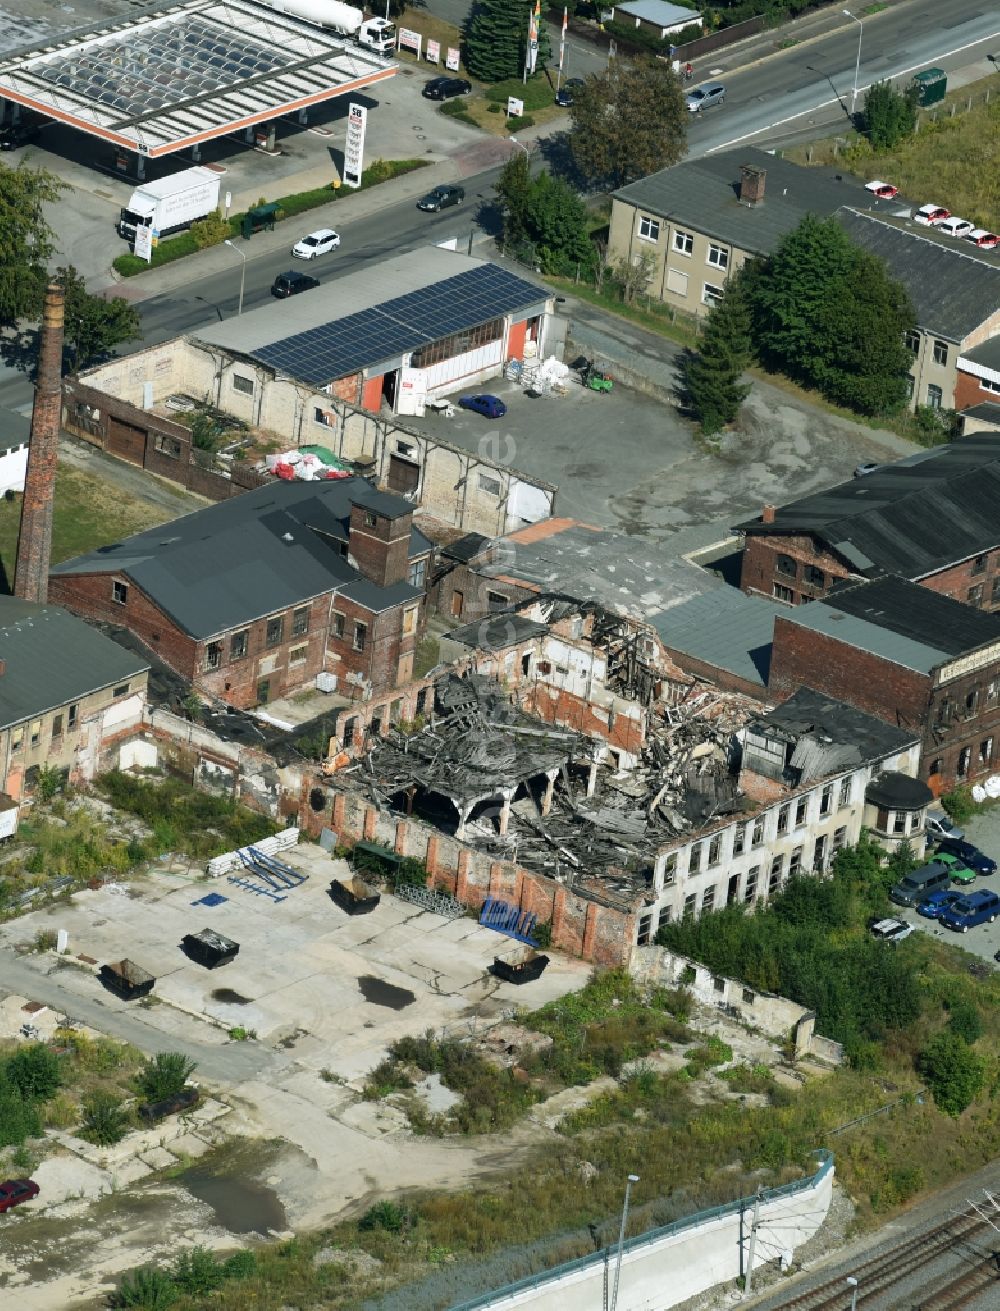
[253,264,544,386]
[35,15,290,118]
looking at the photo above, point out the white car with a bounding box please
[967,228,1000,250]
[913,203,950,227]
[864,180,898,199]
[926,810,964,843]
[291,228,341,259]
[870,918,915,943]
[937,217,974,240]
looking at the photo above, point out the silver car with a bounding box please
[686,83,725,113]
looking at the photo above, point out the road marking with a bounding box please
[705,28,1000,154]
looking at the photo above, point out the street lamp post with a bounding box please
[843,9,863,118]
[846,1275,859,1311]
[509,136,530,158]
[610,1174,640,1311]
[223,239,247,316]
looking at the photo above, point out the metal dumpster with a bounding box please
[329,876,381,915]
[181,928,240,969]
[99,958,155,1001]
[491,948,550,985]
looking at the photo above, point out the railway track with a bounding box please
[767,1208,999,1311]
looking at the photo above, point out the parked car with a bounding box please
[291,228,340,259]
[913,203,950,226]
[0,122,41,151]
[938,889,1000,933]
[459,394,506,418]
[864,180,898,199]
[0,1179,40,1212]
[555,77,585,107]
[917,889,965,920]
[937,216,975,239]
[417,185,465,212]
[853,461,879,478]
[271,270,319,298]
[936,837,997,876]
[967,228,1000,249]
[936,851,978,884]
[925,810,964,843]
[890,861,952,907]
[686,83,726,113]
[423,77,472,101]
[869,917,915,943]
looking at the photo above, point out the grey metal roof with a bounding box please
[0,600,148,729]
[445,614,549,650]
[836,210,1000,342]
[480,521,717,621]
[52,477,423,639]
[754,686,917,760]
[615,1,701,24]
[339,578,423,613]
[613,148,898,256]
[737,434,1000,579]
[962,338,1000,371]
[779,577,1000,672]
[0,0,395,159]
[649,588,781,687]
[962,402,1000,426]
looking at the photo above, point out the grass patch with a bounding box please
[413,636,441,678]
[440,99,479,129]
[0,464,202,578]
[485,76,555,113]
[546,276,701,350]
[113,160,429,276]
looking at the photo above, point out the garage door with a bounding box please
[107,417,146,466]
[387,454,419,493]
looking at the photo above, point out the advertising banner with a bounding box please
[398,27,422,57]
[426,38,440,62]
[446,46,461,71]
[343,102,367,189]
[134,225,153,262]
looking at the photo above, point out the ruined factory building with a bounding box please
[0,0,395,164]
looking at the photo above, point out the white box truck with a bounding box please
[263,0,396,54]
[117,166,222,244]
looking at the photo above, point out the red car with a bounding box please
[967,228,999,249]
[913,203,950,227]
[0,1179,40,1213]
[864,180,898,199]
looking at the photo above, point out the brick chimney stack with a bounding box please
[739,165,766,206]
[762,504,776,524]
[14,280,65,605]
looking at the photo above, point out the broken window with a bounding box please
[980,737,994,766]
[332,613,346,640]
[112,684,129,699]
[637,913,653,945]
[662,852,677,886]
[777,802,791,835]
[751,817,765,848]
[688,842,702,874]
[415,687,428,717]
[68,703,78,730]
[732,822,746,856]
[832,826,847,853]
[10,725,23,752]
[789,846,803,877]
[51,715,63,740]
[804,565,825,588]
[656,905,671,932]
[776,554,797,578]
[768,859,782,894]
[744,867,759,901]
[819,783,833,817]
[838,776,852,808]
[701,887,715,914]
[266,617,283,648]
[683,893,697,919]
[289,645,308,666]
[112,580,128,605]
[813,834,828,869]
[773,583,794,604]
[343,717,357,748]
[205,642,221,671]
[487,591,508,613]
[29,719,41,747]
[292,606,310,636]
[230,630,249,660]
[353,622,367,653]
[795,796,808,826]
[958,746,972,777]
[707,834,721,867]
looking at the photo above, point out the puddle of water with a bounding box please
[211,987,251,1004]
[358,974,416,1010]
[181,1168,286,1236]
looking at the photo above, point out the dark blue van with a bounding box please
[939,889,1000,933]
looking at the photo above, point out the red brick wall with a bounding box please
[522,683,648,756]
[329,592,422,692]
[348,502,412,588]
[331,372,363,406]
[660,647,770,700]
[915,554,1000,608]
[955,370,1000,411]
[740,533,855,603]
[432,560,536,626]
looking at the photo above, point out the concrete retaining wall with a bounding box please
[454,1153,834,1311]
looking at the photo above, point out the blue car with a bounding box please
[916,889,965,919]
[939,889,1000,933]
[936,838,997,876]
[459,394,507,419]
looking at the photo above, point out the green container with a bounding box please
[912,68,946,107]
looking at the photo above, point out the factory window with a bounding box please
[10,725,23,753]
[832,826,847,853]
[789,846,803,877]
[795,796,808,826]
[662,852,677,886]
[932,339,948,366]
[332,612,346,640]
[776,554,797,578]
[707,834,721,867]
[353,622,367,652]
[638,214,660,242]
[905,330,920,353]
[343,717,357,748]
[266,617,283,648]
[29,720,41,748]
[487,591,508,613]
[768,857,783,893]
[965,688,979,714]
[773,583,794,603]
[112,684,130,699]
[707,243,729,269]
[683,893,697,918]
[701,887,715,914]
[408,558,426,588]
[673,229,693,255]
[744,867,759,901]
[958,746,972,777]
[657,905,671,932]
[112,580,129,605]
[819,783,834,816]
[926,383,943,409]
[777,803,790,835]
[68,703,78,730]
[637,913,653,945]
[972,554,987,575]
[289,644,308,666]
[51,715,63,740]
[230,630,248,660]
[416,687,428,716]
[479,473,502,497]
[804,565,825,588]
[688,842,702,874]
[410,317,504,369]
[751,817,765,848]
[363,510,377,528]
[205,642,221,671]
[839,777,852,808]
[231,373,254,396]
[292,606,310,636]
[813,834,828,869]
[968,584,984,607]
[980,737,994,766]
[732,821,746,855]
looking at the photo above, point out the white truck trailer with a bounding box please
[262,0,396,54]
[117,166,222,244]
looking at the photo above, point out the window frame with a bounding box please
[292,605,310,637]
[672,228,694,256]
[701,281,725,307]
[231,373,254,396]
[112,579,129,605]
[706,242,729,269]
[353,621,367,653]
[230,630,249,661]
[265,617,284,648]
[637,213,661,243]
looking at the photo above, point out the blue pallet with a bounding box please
[227,874,286,904]
[479,897,538,945]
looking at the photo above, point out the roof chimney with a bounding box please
[15,281,65,606]
[762,504,776,524]
[740,165,766,206]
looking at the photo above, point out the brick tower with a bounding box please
[14,280,65,604]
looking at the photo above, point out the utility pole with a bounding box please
[744,1187,763,1295]
[610,1174,639,1311]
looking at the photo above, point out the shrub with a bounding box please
[947,1002,983,1045]
[5,1043,62,1101]
[109,1266,178,1309]
[79,1090,130,1145]
[171,1246,225,1293]
[0,1075,42,1148]
[359,1200,412,1232]
[918,1032,987,1117]
[189,210,230,249]
[221,1250,257,1279]
[136,1052,196,1104]
[940,787,978,825]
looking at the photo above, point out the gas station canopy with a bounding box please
[0,0,395,158]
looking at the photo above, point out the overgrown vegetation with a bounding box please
[110,1247,257,1308]
[863,80,918,149]
[136,1052,197,1105]
[495,150,596,276]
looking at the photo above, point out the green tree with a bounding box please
[56,265,141,370]
[136,1052,196,1104]
[918,1031,986,1117]
[497,158,595,275]
[495,149,533,251]
[682,271,753,434]
[863,80,918,149]
[5,1043,62,1101]
[947,1002,983,1046]
[464,0,551,83]
[0,161,64,324]
[613,249,655,305]
[749,215,915,416]
[569,59,686,187]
